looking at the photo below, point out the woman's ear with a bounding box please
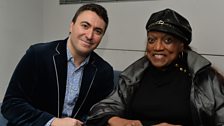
[180,42,185,52]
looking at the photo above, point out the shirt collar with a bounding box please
[66,47,90,67]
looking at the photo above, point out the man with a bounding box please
[1,3,115,126]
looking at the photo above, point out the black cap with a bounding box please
[146,8,192,45]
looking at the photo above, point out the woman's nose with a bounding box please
[154,41,164,50]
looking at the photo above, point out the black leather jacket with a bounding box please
[87,50,224,126]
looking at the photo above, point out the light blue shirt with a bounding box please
[62,47,89,116]
[45,47,89,126]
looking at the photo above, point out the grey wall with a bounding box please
[0,0,43,101]
[0,0,224,101]
[42,0,224,73]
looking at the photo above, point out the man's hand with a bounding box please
[51,117,83,126]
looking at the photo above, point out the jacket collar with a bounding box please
[186,50,211,77]
[121,50,211,86]
[54,38,67,55]
[121,56,149,86]
[52,38,68,116]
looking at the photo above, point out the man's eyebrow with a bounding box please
[81,21,104,32]
[80,21,90,25]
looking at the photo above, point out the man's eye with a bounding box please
[81,24,88,29]
[95,29,103,35]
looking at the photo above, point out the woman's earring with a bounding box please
[179,51,184,59]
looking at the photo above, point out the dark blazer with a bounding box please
[1,38,115,126]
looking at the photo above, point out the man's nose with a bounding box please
[86,29,94,40]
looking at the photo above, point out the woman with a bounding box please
[86,8,224,126]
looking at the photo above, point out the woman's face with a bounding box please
[146,31,184,70]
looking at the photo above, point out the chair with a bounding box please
[0,103,8,125]
[113,70,121,85]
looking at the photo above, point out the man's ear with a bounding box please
[69,22,74,33]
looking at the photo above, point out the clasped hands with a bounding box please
[107,116,182,126]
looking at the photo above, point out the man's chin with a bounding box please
[78,49,92,57]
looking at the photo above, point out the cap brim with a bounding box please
[147,24,189,44]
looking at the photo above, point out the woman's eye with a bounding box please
[164,38,173,44]
[148,38,155,44]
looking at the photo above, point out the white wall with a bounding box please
[0,0,43,101]
[1,0,224,101]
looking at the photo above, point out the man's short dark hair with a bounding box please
[72,3,109,32]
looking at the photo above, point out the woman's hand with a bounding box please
[51,117,83,126]
[153,122,182,126]
[108,116,142,126]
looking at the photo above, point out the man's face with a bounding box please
[146,31,184,70]
[68,10,106,57]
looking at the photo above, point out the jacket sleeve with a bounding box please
[213,69,224,125]
[1,46,54,126]
[86,76,128,125]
